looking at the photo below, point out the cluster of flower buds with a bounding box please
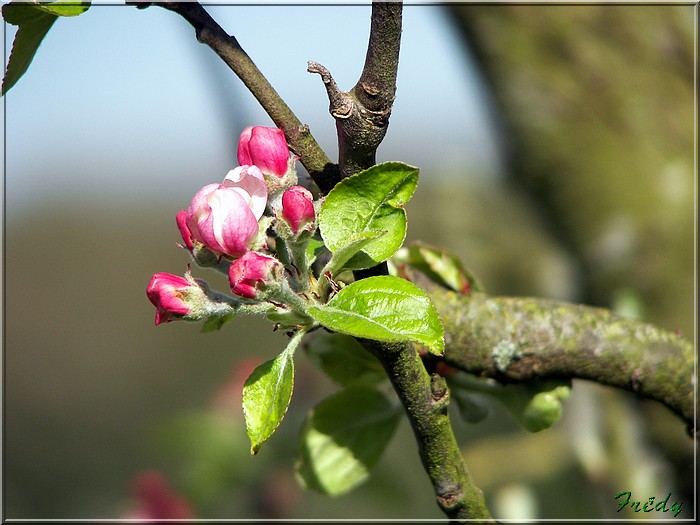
[147,126,319,326]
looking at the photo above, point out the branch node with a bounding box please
[360,81,380,97]
[436,491,462,510]
[430,373,450,413]
[308,61,353,120]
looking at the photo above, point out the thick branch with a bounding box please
[309,1,402,179]
[315,2,492,520]
[153,1,339,194]
[361,340,494,522]
[426,286,696,433]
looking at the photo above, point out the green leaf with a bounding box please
[470,378,571,433]
[307,275,445,355]
[451,388,490,424]
[305,236,326,267]
[2,5,57,96]
[200,312,236,333]
[319,162,419,270]
[321,230,386,277]
[304,331,385,386]
[35,1,91,17]
[242,331,304,455]
[394,241,483,294]
[2,2,90,96]
[295,386,401,496]
[150,413,252,503]
[265,310,313,329]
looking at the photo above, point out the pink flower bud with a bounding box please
[146,273,198,325]
[237,126,290,178]
[124,470,194,520]
[176,209,195,250]
[186,166,267,258]
[228,251,282,299]
[281,185,316,235]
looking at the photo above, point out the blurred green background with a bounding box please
[3,2,695,520]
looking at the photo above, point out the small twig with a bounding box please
[310,1,403,179]
[307,61,352,120]
[150,1,340,194]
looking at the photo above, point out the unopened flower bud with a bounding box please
[146,272,206,325]
[228,251,282,299]
[125,471,193,520]
[186,166,267,258]
[176,209,195,250]
[281,185,316,235]
[237,126,290,178]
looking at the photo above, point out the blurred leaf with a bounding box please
[295,386,401,496]
[304,331,385,387]
[449,375,570,432]
[151,413,252,505]
[490,380,571,433]
[2,1,90,95]
[394,241,483,294]
[242,332,304,455]
[518,385,571,433]
[450,388,490,424]
[307,275,445,355]
[319,162,419,270]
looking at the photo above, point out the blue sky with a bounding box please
[3,2,504,212]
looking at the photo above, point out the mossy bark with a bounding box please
[426,286,694,432]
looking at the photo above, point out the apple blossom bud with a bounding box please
[146,272,206,325]
[176,209,195,250]
[124,471,193,520]
[281,185,316,235]
[228,252,282,299]
[237,126,290,178]
[186,166,267,258]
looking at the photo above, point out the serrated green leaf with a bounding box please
[304,331,385,386]
[2,6,57,95]
[295,386,401,496]
[2,1,90,96]
[307,275,445,355]
[321,230,386,277]
[319,162,419,270]
[242,331,304,455]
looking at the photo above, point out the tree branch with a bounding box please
[424,285,696,434]
[151,1,340,194]
[308,1,494,520]
[362,339,494,521]
[309,1,402,179]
